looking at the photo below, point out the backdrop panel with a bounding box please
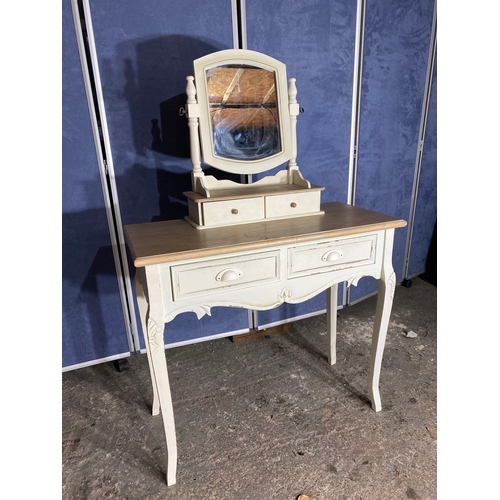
[63,0,130,368]
[87,0,250,347]
[245,0,356,325]
[349,0,435,303]
[407,56,437,278]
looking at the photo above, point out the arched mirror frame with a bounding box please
[193,49,292,175]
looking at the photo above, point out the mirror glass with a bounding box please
[206,64,281,161]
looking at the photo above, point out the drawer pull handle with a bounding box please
[216,268,242,282]
[231,208,239,215]
[322,249,343,262]
[290,202,297,208]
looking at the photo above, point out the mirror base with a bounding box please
[184,180,324,230]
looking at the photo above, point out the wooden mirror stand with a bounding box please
[182,49,324,229]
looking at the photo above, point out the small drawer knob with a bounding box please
[231,208,239,215]
[290,202,297,208]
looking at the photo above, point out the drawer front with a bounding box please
[265,190,321,218]
[203,198,264,226]
[171,251,281,300]
[288,235,377,278]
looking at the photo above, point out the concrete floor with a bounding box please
[62,276,437,500]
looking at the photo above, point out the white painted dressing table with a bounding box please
[124,48,406,485]
[124,201,406,485]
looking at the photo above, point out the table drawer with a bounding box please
[265,190,321,218]
[203,198,264,226]
[171,251,281,300]
[288,234,377,278]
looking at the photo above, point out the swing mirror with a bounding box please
[193,50,292,175]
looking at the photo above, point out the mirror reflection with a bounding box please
[206,65,281,161]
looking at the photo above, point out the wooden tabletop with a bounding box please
[124,202,407,267]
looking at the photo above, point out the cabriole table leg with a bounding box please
[143,266,178,486]
[326,283,338,365]
[135,271,160,415]
[368,229,396,412]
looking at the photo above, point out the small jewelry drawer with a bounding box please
[265,190,321,218]
[202,197,264,226]
[171,251,281,300]
[287,234,377,279]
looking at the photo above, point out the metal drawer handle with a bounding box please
[231,208,239,215]
[290,202,297,208]
[322,249,343,262]
[215,268,242,282]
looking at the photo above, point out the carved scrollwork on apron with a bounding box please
[278,288,292,303]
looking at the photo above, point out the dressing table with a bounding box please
[124,49,406,485]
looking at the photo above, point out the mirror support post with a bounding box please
[287,78,300,183]
[186,76,204,192]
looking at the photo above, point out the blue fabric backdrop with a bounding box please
[349,0,435,302]
[62,0,130,368]
[63,0,437,367]
[407,54,437,278]
[245,0,357,326]
[86,0,251,348]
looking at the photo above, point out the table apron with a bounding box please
[157,231,386,323]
